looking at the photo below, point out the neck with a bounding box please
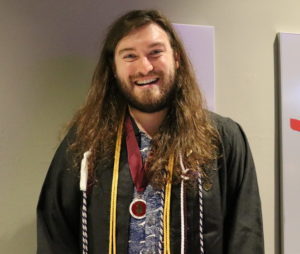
[128,107,168,137]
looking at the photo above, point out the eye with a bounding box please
[149,49,164,57]
[123,54,137,61]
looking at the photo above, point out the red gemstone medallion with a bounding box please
[129,198,146,219]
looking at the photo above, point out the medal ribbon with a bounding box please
[124,116,147,192]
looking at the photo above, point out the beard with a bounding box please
[115,70,177,113]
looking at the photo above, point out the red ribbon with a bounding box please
[125,116,147,192]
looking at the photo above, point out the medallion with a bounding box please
[129,198,147,219]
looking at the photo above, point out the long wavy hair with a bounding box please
[68,9,219,189]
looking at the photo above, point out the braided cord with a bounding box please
[80,150,91,254]
[82,191,88,254]
[108,112,125,254]
[198,175,204,254]
[158,188,165,254]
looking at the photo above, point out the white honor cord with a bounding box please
[180,180,185,254]
[198,175,204,254]
[179,153,189,254]
[80,151,91,254]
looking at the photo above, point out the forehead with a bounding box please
[115,23,172,53]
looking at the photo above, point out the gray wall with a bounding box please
[1,0,297,253]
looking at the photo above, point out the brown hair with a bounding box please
[68,9,219,189]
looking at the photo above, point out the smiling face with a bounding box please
[114,23,179,113]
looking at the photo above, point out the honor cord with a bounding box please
[163,152,174,254]
[109,113,125,254]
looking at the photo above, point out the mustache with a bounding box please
[129,70,163,80]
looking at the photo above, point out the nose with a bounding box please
[136,56,154,75]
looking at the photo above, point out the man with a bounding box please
[37,9,264,254]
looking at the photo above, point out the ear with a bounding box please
[174,51,180,69]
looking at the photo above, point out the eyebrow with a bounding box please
[148,42,166,49]
[117,42,167,56]
[117,47,135,56]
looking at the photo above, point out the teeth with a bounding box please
[136,78,158,85]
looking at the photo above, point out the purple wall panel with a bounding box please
[173,24,215,111]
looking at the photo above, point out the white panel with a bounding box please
[279,33,300,254]
[173,24,215,111]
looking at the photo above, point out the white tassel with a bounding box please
[80,151,91,192]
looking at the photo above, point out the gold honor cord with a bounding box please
[108,111,174,254]
[109,112,125,254]
[164,152,175,254]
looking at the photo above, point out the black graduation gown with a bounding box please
[37,112,264,254]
